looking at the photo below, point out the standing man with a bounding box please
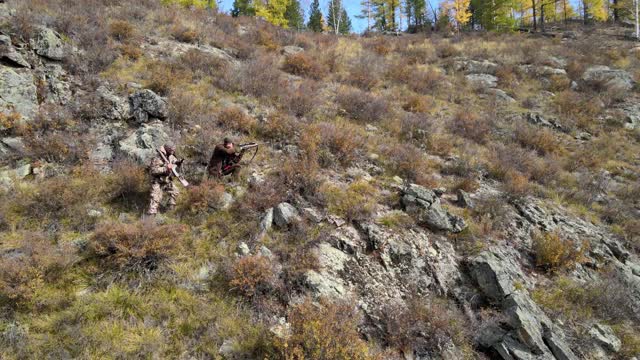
[207,137,240,178]
[148,143,183,215]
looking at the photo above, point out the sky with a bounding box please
[217,0,369,33]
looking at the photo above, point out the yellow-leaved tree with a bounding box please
[443,0,472,30]
[255,0,291,27]
[161,0,216,9]
[583,0,608,21]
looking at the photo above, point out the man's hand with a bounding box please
[167,163,175,171]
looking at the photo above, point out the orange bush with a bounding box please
[109,20,136,42]
[282,52,327,80]
[217,106,256,134]
[176,180,225,217]
[229,255,275,298]
[449,111,492,144]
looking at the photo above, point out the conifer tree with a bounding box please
[285,0,305,30]
[308,0,325,32]
[232,0,255,16]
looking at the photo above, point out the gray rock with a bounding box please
[33,27,65,61]
[453,59,499,75]
[129,89,168,123]
[0,163,31,188]
[589,324,621,353]
[526,112,564,131]
[282,45,304,56]
[38,64,70,105]
[218,339,237,358]
[616,100,640,130]
[402,184,466,233]
[0,67,38,119]
[236,242,250,256]
[457,189,474,208]
[0,35,29,68]
[302,207,324,223]
[470,249,521,302]
[582,65,635,92]
[259,245,274,259]
[486,88,516,103]
[118,121,170,164]
[0,137,25,160]
[273,202,300,228]
[248,171,265,188]
[259,208,273,233]
[97,86,130,121]
[519,64,567,77]
[466,73,498,89]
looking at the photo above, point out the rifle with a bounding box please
[157,148,190,187]
[237,142,269,163]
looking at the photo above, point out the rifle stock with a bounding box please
[156,149,190,187]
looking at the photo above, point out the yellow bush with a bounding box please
[320,180,378,222]
[532,231,588,272]
[176,180,225,218]
[228,255,275,298]
[109,20,136,42]
[278,298,374,360]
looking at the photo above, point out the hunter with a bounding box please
[208,137,240,178]
[147,143,183,215]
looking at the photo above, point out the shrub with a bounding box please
[109,20,136,42]
[382,297,473,358]
[380,141,438,187]
[145,60,192,96]
[217,106,256,134]
[336,88,390,124]
[532,231,588,272]
[402,94,434,113]
[346,54,382,90]
[398,112,433,142]
[170,23,200,43]
[514,125,563,156]
[554,91,603,130]
[502,170,532,199]
[175,180,225,218]
[118,43,143,60]
[377,210,415,229]
[228,255,276,298]
[279,80,320,118]
[319,180,378,222]
[436,42,461,58]
[277,298,374,360]
[282,52,327,80]
[87,221,186,273]
[103,160,150,211]
[312,121,366,167]
[407,68,444,94]
[449,111,492,144]
[257,112,297,141]
[0,232,76,308]
[179,49,228,79]
[234,55,282,98]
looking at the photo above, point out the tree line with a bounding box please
[231,0,639,34]
[232,0,352,34]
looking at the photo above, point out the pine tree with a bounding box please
[285,0,305,30]
[308,0,325,32]
[232,0,255,16]
[405,0,428,32]
[357,0,374,31]
[340,8,353,33]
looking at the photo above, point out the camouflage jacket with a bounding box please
[149,146,180,184]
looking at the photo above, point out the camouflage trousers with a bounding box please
[147,181,179,215]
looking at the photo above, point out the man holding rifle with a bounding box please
[147,143,186,216]
[207,137,262,179]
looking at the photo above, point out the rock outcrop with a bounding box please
[33,27,65,61]
[401,184,466,233]
[0,67,38,119]
[119,121,170,163]
[0,35,30,68]
[582,65,635,91]
[129,89,168,123]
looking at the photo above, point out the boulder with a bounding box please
[401,184,466,233]
[0,163,31,188]
[616,100,640,130]
[118,121,170,164]
[457,189,474,208]
[0,35,29,68]
[96,86,130,121]
[466,73,498,89]
[33,27,65,61]
[453,59,499,75]
[273,202,300,228]
[129,89,168,123]
[582,65,635,92]
[0,136,25,160]
[259,207,273,233]
[470,248,521,302]
[282,45,304,56]
[526,112,564,131]
[485,88,516,103]
[589,324,621,353]
[38,64,70,105]
[519,64,567,77]
[0,67,38,119]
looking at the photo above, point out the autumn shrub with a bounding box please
[407,68,445,94]
[167,88,209,127]
[402,44,437,65]
[398,112,434,142]
[382,297,473,358]
[179,49,228,79]
[514,125,563,156]
[380,141,438,186]
[0,232,76,309]
[449,111,492,144]
[319,180,379,222]
[109,20,136,42]
[87,220,186,274]
[402,94,434,113]
[346,53,383,90]
[377,210,415,229]
[118,43,143,60]
[565,60,585,80]
[279,80,320,117]
[282,52,327,80]
[436,42,461,58]
[233,55,282,98]
[312,121,366,167]
[175,180,225,218]
[170,23,200,43]
[217,106,257,134]
[336,88,390,123]
[277,298,374,360]
[496,65,520,89]
[502,169,532,199]
[532,231,588,272]
[103,160,150,211]
[145,60,192,96]
[228,255,277,298]
[257,112,297,141]
[554,91,603,130]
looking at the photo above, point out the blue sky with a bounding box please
[217,0,368,33]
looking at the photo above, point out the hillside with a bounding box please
[1,0,640,359]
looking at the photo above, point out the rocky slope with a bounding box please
[1,0,640,359]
